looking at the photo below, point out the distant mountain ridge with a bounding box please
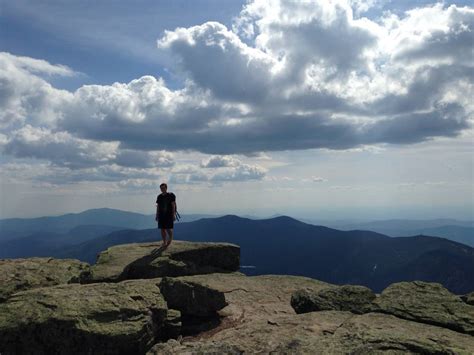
[0,208,216,241]
[55,214,474,294]
[2,209,473,294]
[316,220,474,247]
[0,208,154,240]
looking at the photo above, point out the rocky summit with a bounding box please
[0,257,90,302]
[1,240,474,355]
[85,240,240,283]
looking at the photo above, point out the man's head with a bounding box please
[160,183,168,193]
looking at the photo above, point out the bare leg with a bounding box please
[160,229,167,247]
[166,229,174,246]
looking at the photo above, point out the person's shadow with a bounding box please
[122,244,167,279]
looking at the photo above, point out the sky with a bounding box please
[0,0,473,220]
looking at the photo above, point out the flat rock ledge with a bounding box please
[146,274,474,354]
[290,280,474,336]
[148,311,474,354]
[85,241,240,283]
[0,257,90,303]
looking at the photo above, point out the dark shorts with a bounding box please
[158,214,174,229]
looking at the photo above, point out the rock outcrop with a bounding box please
[374,281,474,335]
[291,284,376,314]
[149,311,474,354]
[0,279,167,354]
[462,291,474,305]
[0,257,90,302]
[1,240,474,355]
[86,241,239,283]
[156,273,330,325]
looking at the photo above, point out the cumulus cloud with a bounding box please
[3,125,117,169]
[2,125,175,169]
[158,22,275,103]
[170,158,267,184]
[0,1,473,187]
[0,52,73,129]
[385,4,474,66]
[200,155,241,168]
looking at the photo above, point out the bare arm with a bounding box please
[155,203,159,221]
[171,201,177,220]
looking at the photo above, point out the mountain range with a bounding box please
[54,214,474,294]
[1,209,473,294]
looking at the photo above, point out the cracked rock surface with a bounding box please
[149,311,474,354]
[0,257,90,303]
[374,281,474,335]
[86,241,240,283]
[2,241,474,354]
[148,274,474,354]
[291,284,376,314]
[0,279,167,355]
[157,273,331,324]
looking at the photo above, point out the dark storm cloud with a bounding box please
[362,103,470,145]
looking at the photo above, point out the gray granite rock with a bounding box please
[291,284,376,314]
[0,257,90,302]
[0,279,167,355]
[148,311,474,354]
[461,292,474,305]
[374,281,474,335]
[85,241,240,283]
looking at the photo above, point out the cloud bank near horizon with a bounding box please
[0,0,473,187]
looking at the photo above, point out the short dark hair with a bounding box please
[160,183,167,188]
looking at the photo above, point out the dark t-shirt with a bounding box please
[156,192,176,217]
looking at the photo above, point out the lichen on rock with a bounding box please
[0,257,90,303]
[86,241,240,283]
[0,279,167,354]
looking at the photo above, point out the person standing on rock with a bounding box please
[155,183,177,248]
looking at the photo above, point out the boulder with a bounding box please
[374,281,474,335]
[291,285,376,314]
[155,273,331,326]
[0,257,90,302]
[148,311,474,354]
[0,279,167,355]
[86,241,240,283]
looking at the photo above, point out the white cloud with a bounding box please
[0,52,73,129]
[0,52,76,77]
[0,1,473,189]
[3,125,117,169]
[2,125,175,170]
[200,155,241,168]
[158,22,275,103]
[383,4,474,66]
